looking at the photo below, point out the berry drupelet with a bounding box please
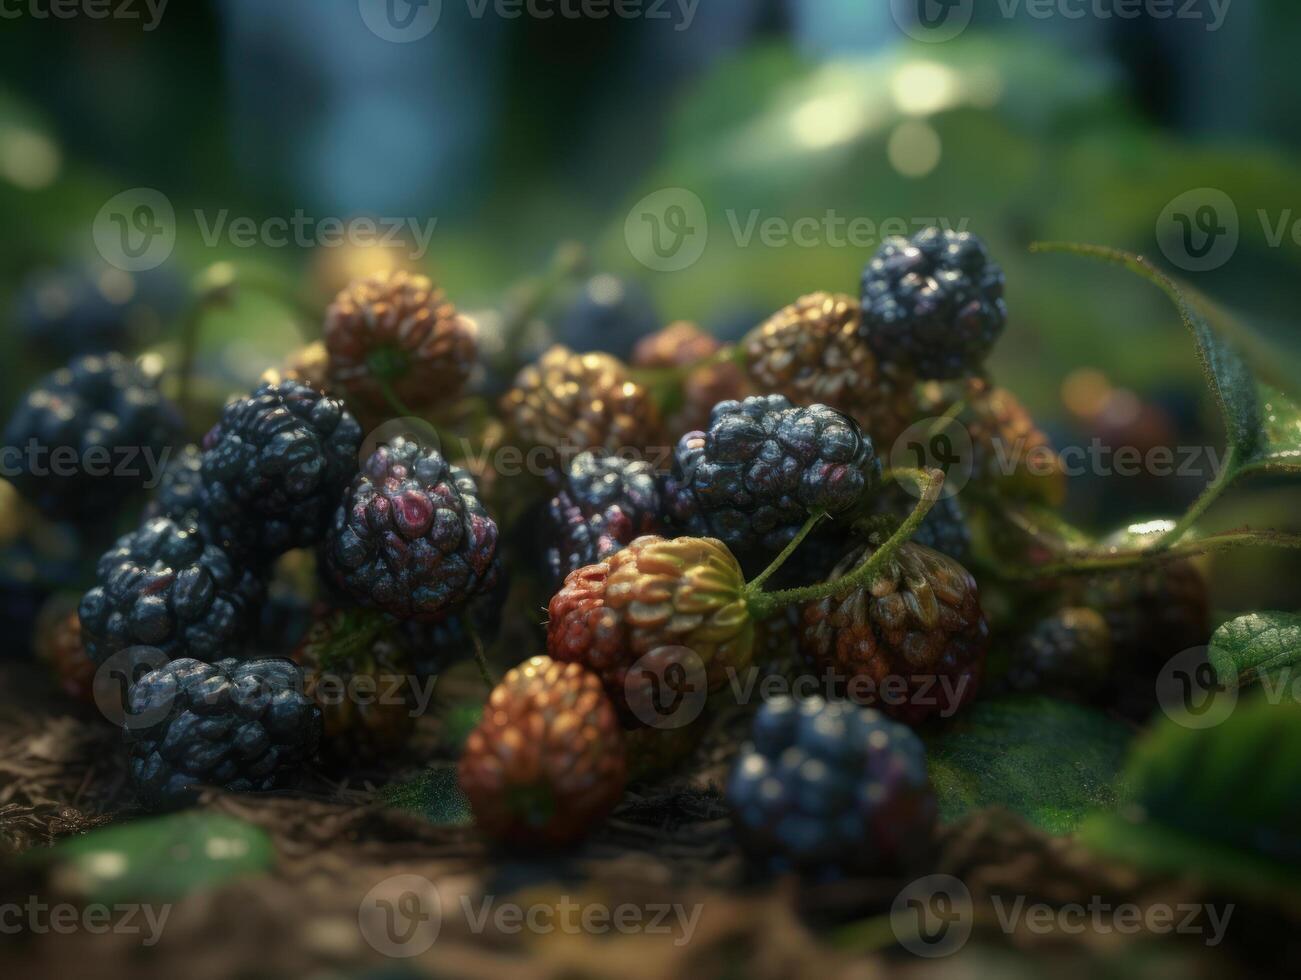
[800,540,988,725]
[501,345,661,459]
[78,516,265,666]
[544,450,662,585]
[2,352,181,521]
[744,292,918,446]
[145,443,203,522]
[859,227,1006,380]
[663,395,880,575]
[459,656,627,847]
[324,270,478,416]
[728,696,937,878]
[547,535,754,725]
[200,380,362,562]
[323,436,499,622]
[124,656,321,810]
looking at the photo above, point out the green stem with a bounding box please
[375,375,420,421]
[746,469,944,618]
[467,619,497,689]
[1156,445,1240,548]
[746,510,825,593]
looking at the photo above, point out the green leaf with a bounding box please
[1209,612,1301,689]
[379,765,472,827]
[1080,696,1301,900]
[45,812,274,906]
[1031,242,1263,455]
[1032,242,1301,480]
[923,696,1133,834]
[1241,384,1301,476]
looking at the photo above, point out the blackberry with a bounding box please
[544,451,662,585]
[200,380,361,561]
[555,274,659,360]
[632,321,753,436]
[459,656,626,846]
[501,345,661,460]
[124,656,321,810]
[663,395,880,575]
[3,353,181,521]
[800,541,988,724]
[323,436,499,622]
[1004,607,1112,701]
[145,444,203,522]
[744,292,918,445]
[859,227,1006,379]
[727,696,937,878]
[295,609,417,763]
[324,270,478,416]
[547,535,753,725]
[15,264,181,359]
[77,517,265,666]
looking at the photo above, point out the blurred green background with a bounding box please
[1,0,1298,608]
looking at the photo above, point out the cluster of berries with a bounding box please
[4,231,1211,878]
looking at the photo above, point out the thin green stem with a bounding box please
[746,510,826,593]
[466,619,497,689]
[1156,444,1240,548]
[746,469,944,618]
[375,375,420,421]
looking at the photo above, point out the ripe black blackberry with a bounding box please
[14,264,181,359]
[78,516,265,666]
[324,436,499,622]
[3,352,181,521]
[555,274,659,360]
[200,380,361,562]
[663,395,880,574]
[545,451,662,585]
[727,696,936,878]
[859,227,1006,379]
[1003,607,1112,701]
[124,656,321,810]
[145,443,203,522]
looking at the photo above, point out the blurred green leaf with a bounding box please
[47,812,273,905]
[924,696,1132,834]
[1241,384,1301,476]
[379,765,471,827]
[1209,612,1301,689]
[1080,696,1301,900]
